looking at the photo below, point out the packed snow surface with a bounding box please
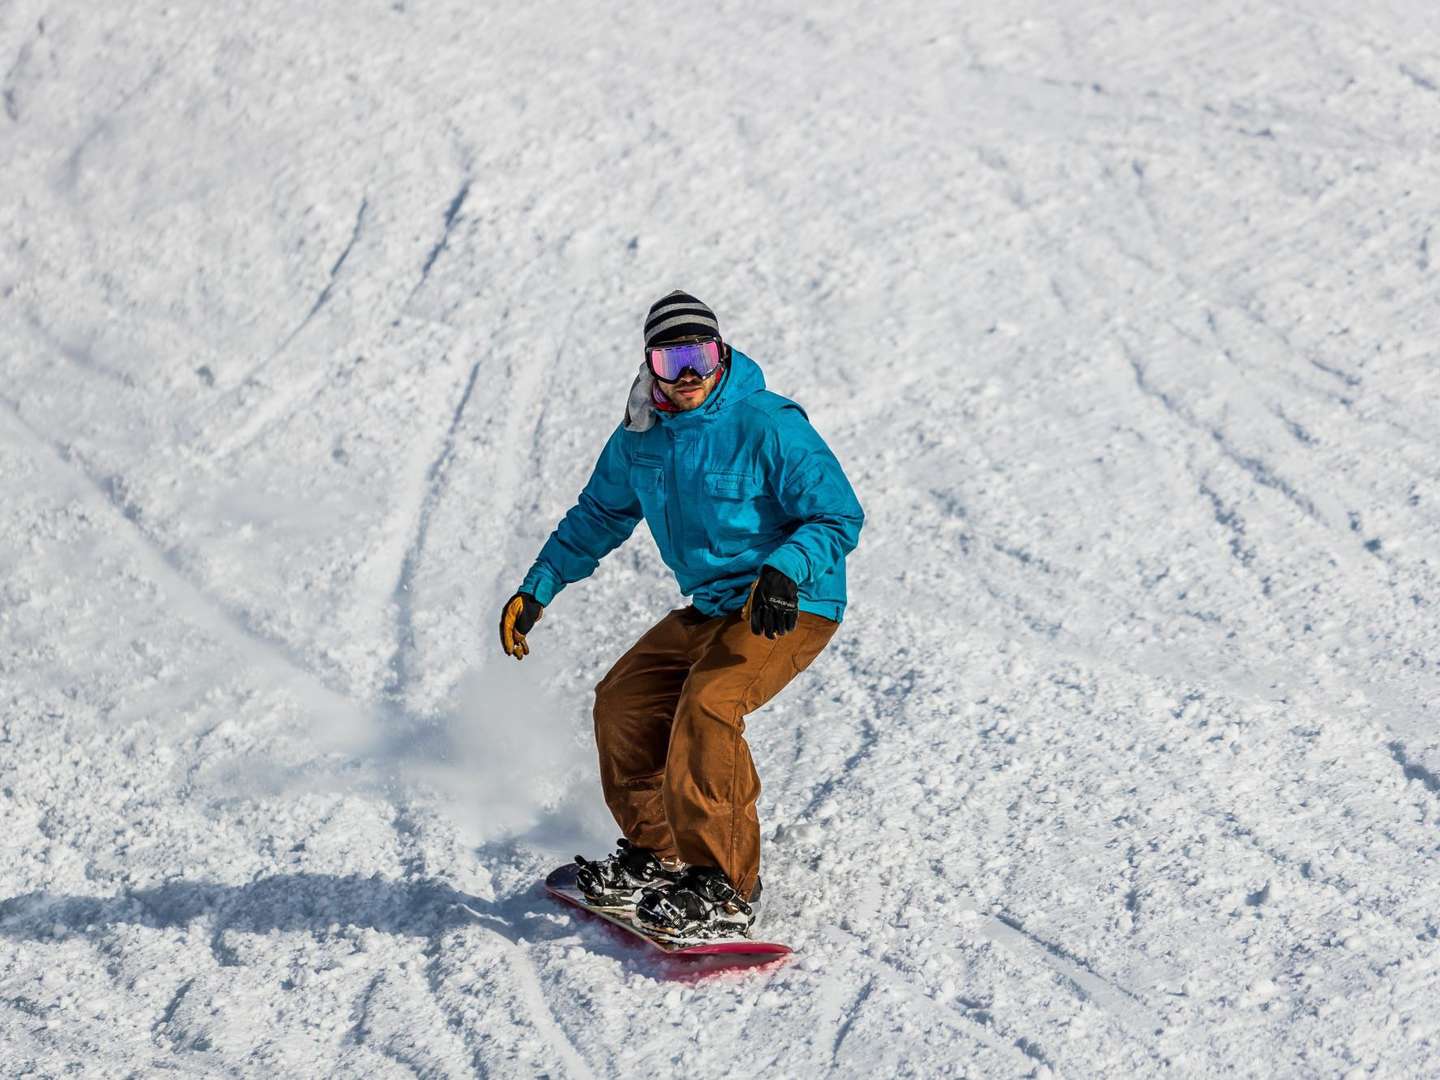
[3,1,1439,1076]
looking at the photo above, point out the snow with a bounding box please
[3,1,1439,1075]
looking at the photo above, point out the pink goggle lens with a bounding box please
[647,339,722,382]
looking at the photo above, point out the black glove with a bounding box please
[499,592,544,660]
[747,565,799,639]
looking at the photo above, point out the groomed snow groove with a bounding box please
[2,3,1438,1077]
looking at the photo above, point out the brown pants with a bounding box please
[592,605,839,900]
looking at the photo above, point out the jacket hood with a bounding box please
[623,348,765,432]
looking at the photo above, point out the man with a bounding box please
[499,290,864,940]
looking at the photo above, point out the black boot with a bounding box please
[635,866,758,940]
[573,839,683,911]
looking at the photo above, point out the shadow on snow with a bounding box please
[0,873,546,954]
[0,871,782,979]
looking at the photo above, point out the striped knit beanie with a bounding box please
[644,290,721,347]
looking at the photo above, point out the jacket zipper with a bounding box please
[667,431,685,551]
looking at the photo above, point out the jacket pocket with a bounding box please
[699,471,765,558]
[631,464,664,492]
[703,471,760,499]
[630,460,666,528]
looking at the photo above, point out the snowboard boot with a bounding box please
[572,839,684,912]
[634,866,759,941]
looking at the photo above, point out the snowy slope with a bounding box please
[3,1,1439,1076]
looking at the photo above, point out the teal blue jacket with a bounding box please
[519,349,864,621]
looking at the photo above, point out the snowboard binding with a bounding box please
[635,867,758,941]
[572,838,683,911]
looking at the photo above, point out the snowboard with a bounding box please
[544,863,791,958]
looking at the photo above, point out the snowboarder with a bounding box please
[500,290,864,940]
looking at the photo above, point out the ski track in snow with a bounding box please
[384,357,482,701]
[3,2,1440,1076]
[0,398,368,729]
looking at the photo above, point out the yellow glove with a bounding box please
[499,592,544,660]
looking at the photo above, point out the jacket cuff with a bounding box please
[763,547,810,588]
[519,565,561,606]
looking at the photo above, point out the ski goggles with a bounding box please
[646,338,723,383]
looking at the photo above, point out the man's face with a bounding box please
[655,338,722,411]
